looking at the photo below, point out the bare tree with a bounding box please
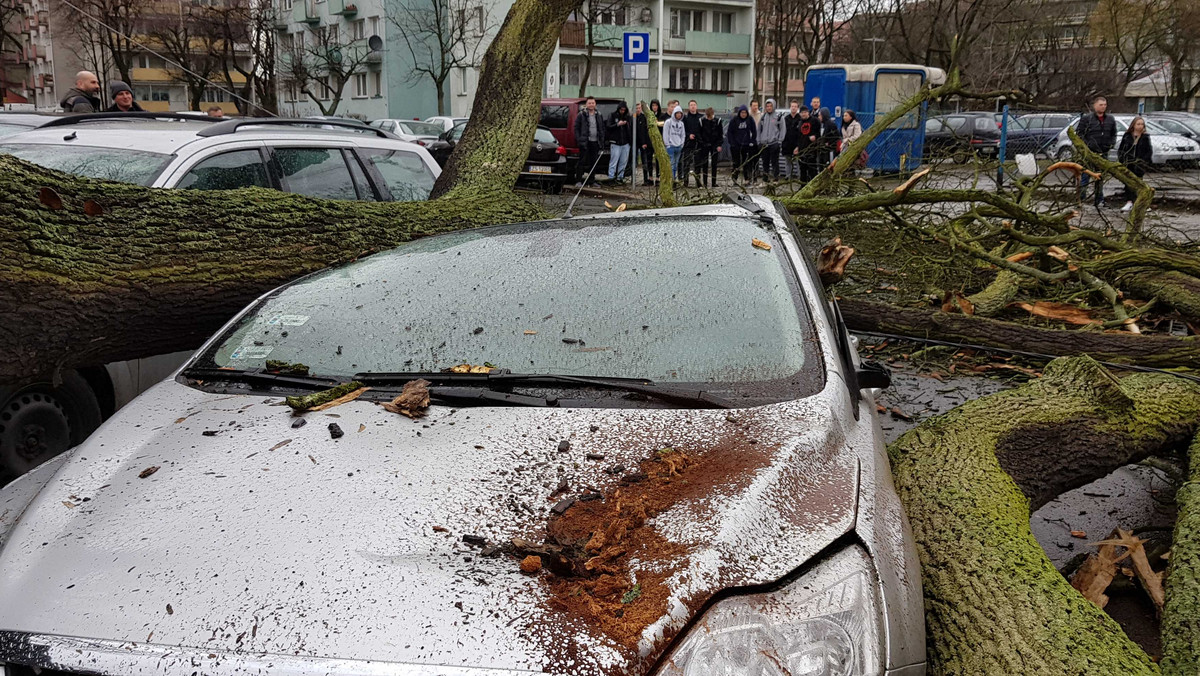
[758,0,861,103]
[146,5,223,111]
[280,21,376,115]
[1153,0,1200,108]
[210,0,278,115]
[0,0,24,58]
[58,0,148,85]
[573,0,624,98]
[386,0,497,115]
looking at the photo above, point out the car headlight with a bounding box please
[657,546,884,676]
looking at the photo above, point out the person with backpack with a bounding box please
[757,98,786,182]
[663,105,687,179]
[1117,116,1152,212]
[698,107,724,188]
[726,105,758,184]
[1075,96,1117,207]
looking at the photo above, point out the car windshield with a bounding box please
[448,122,466,140]
[0,143,172,185]
[398,121,443,136]
[194,214,820,401]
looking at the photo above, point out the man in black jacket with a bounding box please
[572,97,606,186]
[1075,96,1117,207]
[698,107,724,188]
[781,100,803,180]
[60,71,102,113]
[680,100,703,187]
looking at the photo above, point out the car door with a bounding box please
[354,145,437,201]
[158,141,273,190]
[267,143,375,201]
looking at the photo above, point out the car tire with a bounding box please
[547,180,564,195]
[952,149,971,164]
[0,372,102,481]
[1056,146,1073,161]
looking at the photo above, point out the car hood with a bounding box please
[0,379,859,675]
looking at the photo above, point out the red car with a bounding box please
[539,97,624,180]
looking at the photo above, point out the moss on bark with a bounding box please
[639,100,677,207]
[0,156,544,386]
[890,356,1200,675]
[1164,434,1200,676]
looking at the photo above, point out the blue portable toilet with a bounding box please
[804,64,946,173]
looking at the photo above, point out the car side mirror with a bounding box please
[857,360,891,390]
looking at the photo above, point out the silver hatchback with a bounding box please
[0,198,925,676]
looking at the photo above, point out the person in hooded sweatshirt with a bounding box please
[606,101,632,182]
[663,105,687,179]
[757,98,785,182]
[106,81,144,112]
[61,70,102,113]
[794,106,822,182]
[726,105,758,184]
[698,107,724,188]
[650,99,667,124]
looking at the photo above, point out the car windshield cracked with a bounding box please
[188,214,823,406]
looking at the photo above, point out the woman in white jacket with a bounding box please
[663,106,687,178]
[840,110,863,153]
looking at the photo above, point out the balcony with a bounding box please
[330,0,356,16]
[292,0,319,25]
[559,21,658,52]
[683,30,750,57]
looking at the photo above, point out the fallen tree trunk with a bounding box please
[1163,433,1200,675]
[0,157,545,386]
[1116,268,1200,326]
[839,298,1200,369]
[889,356,1200,674]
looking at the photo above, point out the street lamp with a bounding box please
[863,37,885,64]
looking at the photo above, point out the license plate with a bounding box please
[529,165,552,174]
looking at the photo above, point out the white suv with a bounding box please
[0,113,442,201]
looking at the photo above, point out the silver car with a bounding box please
[0,198,926,675]
[1054,113,1200,165]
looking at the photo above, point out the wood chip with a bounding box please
[1005,251,1034,263]
[268,439,291,451]
[524,330,538,335]
[1096,528,1165,613]
[1012,301,1096,326]
[382,379,431,419]
[1070,528,1130,608]
[751,238,772,251]
[432,525,448,533]
[138,466,160,478]
[358,423,366,433]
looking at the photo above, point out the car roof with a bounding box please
[0,115,406,154]
[0,112,65,126]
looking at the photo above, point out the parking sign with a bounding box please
[623,32,650,79]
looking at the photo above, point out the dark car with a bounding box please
[431,123,568,193]
[539,97,623,180]
[924,112,1001,163]
[1001,112,1074,158]
[1146,112,1200,140]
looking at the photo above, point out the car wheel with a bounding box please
[0,372,101,480]
[952,149,971,164]
[1056,146,1073,161]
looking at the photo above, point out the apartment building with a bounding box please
[547,0,755,112]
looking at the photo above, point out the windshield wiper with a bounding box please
[426,386,551,407]
[354,371,735,409]
[182,367,344,392]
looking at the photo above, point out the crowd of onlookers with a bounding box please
[60,70,226,118]
[571,95,865,188]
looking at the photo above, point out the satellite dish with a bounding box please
[368,35,383,52]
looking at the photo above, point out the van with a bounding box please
[539,97,623,180]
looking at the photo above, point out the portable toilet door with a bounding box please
[804,64,946,173]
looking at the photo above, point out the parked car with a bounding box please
[368,118,445,148]
[0,196,926,676]
[0,112,441,481]
[424,115,469,132]
[431,122,569,193]
[0,111,61,137]
[540,97,623,179]
[1144,112,1200,140]
[923,112,1001,162]
[1053,114,1200,167]
[1003,112,1075,158]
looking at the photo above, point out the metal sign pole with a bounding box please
[632,84,637,189]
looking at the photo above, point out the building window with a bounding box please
[351,18,365,40]
[326,24,338,43]
[135,85,171,102]
[669,66,704,90]
[281,0,292,10]
[562,60,581,86]
[669,9,704,38]
[457,6,483,35]
[203,87,228,102]
[371,70,381,97]
[595,5,626,25]
[711,68,732,91]
[713,11,733,33]
[286,81,299,101]
[353,72,367,97]
[456,66,468,95]
[369,15,379,37]
[788,65,803,81]
[292,32,304,52]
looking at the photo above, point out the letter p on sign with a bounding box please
[623,32,650,64]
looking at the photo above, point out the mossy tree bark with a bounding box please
[1164,433,1200,675]
[431,0,583,201]
[638,100,676,207]
[890,356,1200,674]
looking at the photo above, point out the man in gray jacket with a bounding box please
[60,71,102,113]
[757,98,786,181]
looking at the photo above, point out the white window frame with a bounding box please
[351,18,365,40]
[353,72,368,98]
[370,70,382,97]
